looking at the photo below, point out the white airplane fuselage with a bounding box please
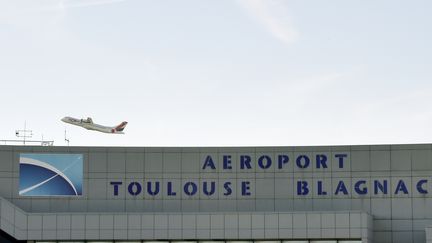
[61,117,127,134]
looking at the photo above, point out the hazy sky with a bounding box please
[0,0,431,147]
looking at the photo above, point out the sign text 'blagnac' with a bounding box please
[109,153,430,198]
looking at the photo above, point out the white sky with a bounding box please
[0,0,431,147]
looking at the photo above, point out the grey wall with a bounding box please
[0,197,372,242]
[1,144,432,243]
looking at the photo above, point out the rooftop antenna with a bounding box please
[64,129,70,146]
[15,121,33,145]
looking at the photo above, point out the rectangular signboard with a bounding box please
[19,153,83,196]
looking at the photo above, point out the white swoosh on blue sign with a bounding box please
[19,157,78,195]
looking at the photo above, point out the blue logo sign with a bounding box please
[19,153,83,196]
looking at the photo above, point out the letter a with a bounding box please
[202,155,216,170]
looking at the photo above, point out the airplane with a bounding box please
[61,117,128,134]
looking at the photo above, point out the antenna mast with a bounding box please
[1,121,53,146]
[15,121,33,145]
[65,129,70,146]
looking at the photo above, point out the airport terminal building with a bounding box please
[1,144,432,243]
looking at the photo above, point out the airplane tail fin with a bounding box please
[115,121,128,132]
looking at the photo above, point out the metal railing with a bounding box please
[0,139,54,146]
